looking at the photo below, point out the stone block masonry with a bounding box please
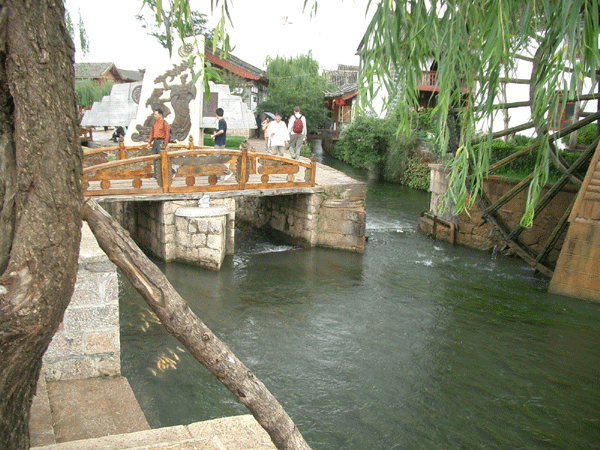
[105,198,236,265]
[420,164,577,263]
[174,205,230,270]
[42,223,120,381]
[237,184,367,253]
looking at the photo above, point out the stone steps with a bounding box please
[29,376,275,450]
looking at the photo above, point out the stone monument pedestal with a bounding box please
[174,205,231,270]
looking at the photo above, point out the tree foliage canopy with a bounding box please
[65,8,89,56]
[358,0,600,225]
[259,53,332,129]
[136,9,213,49]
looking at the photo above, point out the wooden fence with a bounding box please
[82,137,317,197]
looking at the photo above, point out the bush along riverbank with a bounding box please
[327,111,594,191]
[329,110,440,191]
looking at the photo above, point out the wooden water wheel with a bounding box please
[469,57,600,277]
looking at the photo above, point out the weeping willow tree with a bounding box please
[357,0,600,226]
[259,53,332,129]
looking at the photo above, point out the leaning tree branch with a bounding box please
[82,198,312,450]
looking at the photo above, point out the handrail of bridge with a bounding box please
[82,137,317,197]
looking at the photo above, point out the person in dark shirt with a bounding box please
[211,108,232,181]
[211,108,227,148]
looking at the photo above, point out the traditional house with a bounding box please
[118,69,144,83]
[74,62,129,84]
[323,65,359,135]
[204,47,268,112]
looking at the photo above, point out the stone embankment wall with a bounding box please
[42,224,120,381]
[236,186,367,253]
[420,164,578,263]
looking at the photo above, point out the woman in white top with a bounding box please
[266,113,289,156]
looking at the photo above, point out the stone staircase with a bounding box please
[29,376,275,450]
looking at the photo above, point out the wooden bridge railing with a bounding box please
[82,137,317,197]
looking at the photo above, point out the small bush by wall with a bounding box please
[203,135,247,149]
[487,135,591,180]
[333,110,438,191]
[332,116,398,173]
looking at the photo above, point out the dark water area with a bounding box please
[120,142,600,449]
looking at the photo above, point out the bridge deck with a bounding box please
[88,160,363,203]
[83,134,364,203]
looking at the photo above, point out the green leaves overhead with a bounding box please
[358,0,599,226]
[139,0,233,99]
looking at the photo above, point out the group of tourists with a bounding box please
[147,106,308,165]
[260,107,307,160]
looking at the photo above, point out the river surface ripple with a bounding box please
[121,146,600,449]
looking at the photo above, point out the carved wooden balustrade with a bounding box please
[82,137,317,197]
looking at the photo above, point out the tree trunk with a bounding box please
[0,1,82,449]
[82,199,312,450]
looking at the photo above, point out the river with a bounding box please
[120,143,600,449]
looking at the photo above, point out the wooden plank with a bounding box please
[258,165,300,175]
[244,181,315,190]
[176,164,227,177]
[84,188,164,196]
[95,169,152,180]
[168,184,242,193]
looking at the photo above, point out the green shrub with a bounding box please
[382,133,418,183]
[332,111,436,190]
[486,136,590,182]
[483,136,539,179]
[576,123,598,146]
[334,116,398,174]
[202,135,246,150]
[403,157,431,191]
[300,142,312,158]
[75,79,114,108]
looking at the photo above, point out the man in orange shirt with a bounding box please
[147,108,170,152]
[147,108,170,180]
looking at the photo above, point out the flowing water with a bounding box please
[120,143,600,449]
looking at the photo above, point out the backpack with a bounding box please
[292,115,303,134]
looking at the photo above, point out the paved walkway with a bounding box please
[29,373,275,449]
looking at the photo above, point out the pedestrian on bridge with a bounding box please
[211,107,233,181]
[261,116,271,152]
[147,108,170,178]
[287,106,307,160]
[267,113,288,157]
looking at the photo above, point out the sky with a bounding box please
[65,0,375,72]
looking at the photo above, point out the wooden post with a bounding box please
[239,147,248,189]
[310,154,317,186]
[160,147,169,192]
[118,137,125,160]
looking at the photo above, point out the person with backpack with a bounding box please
[286,106,307,159]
